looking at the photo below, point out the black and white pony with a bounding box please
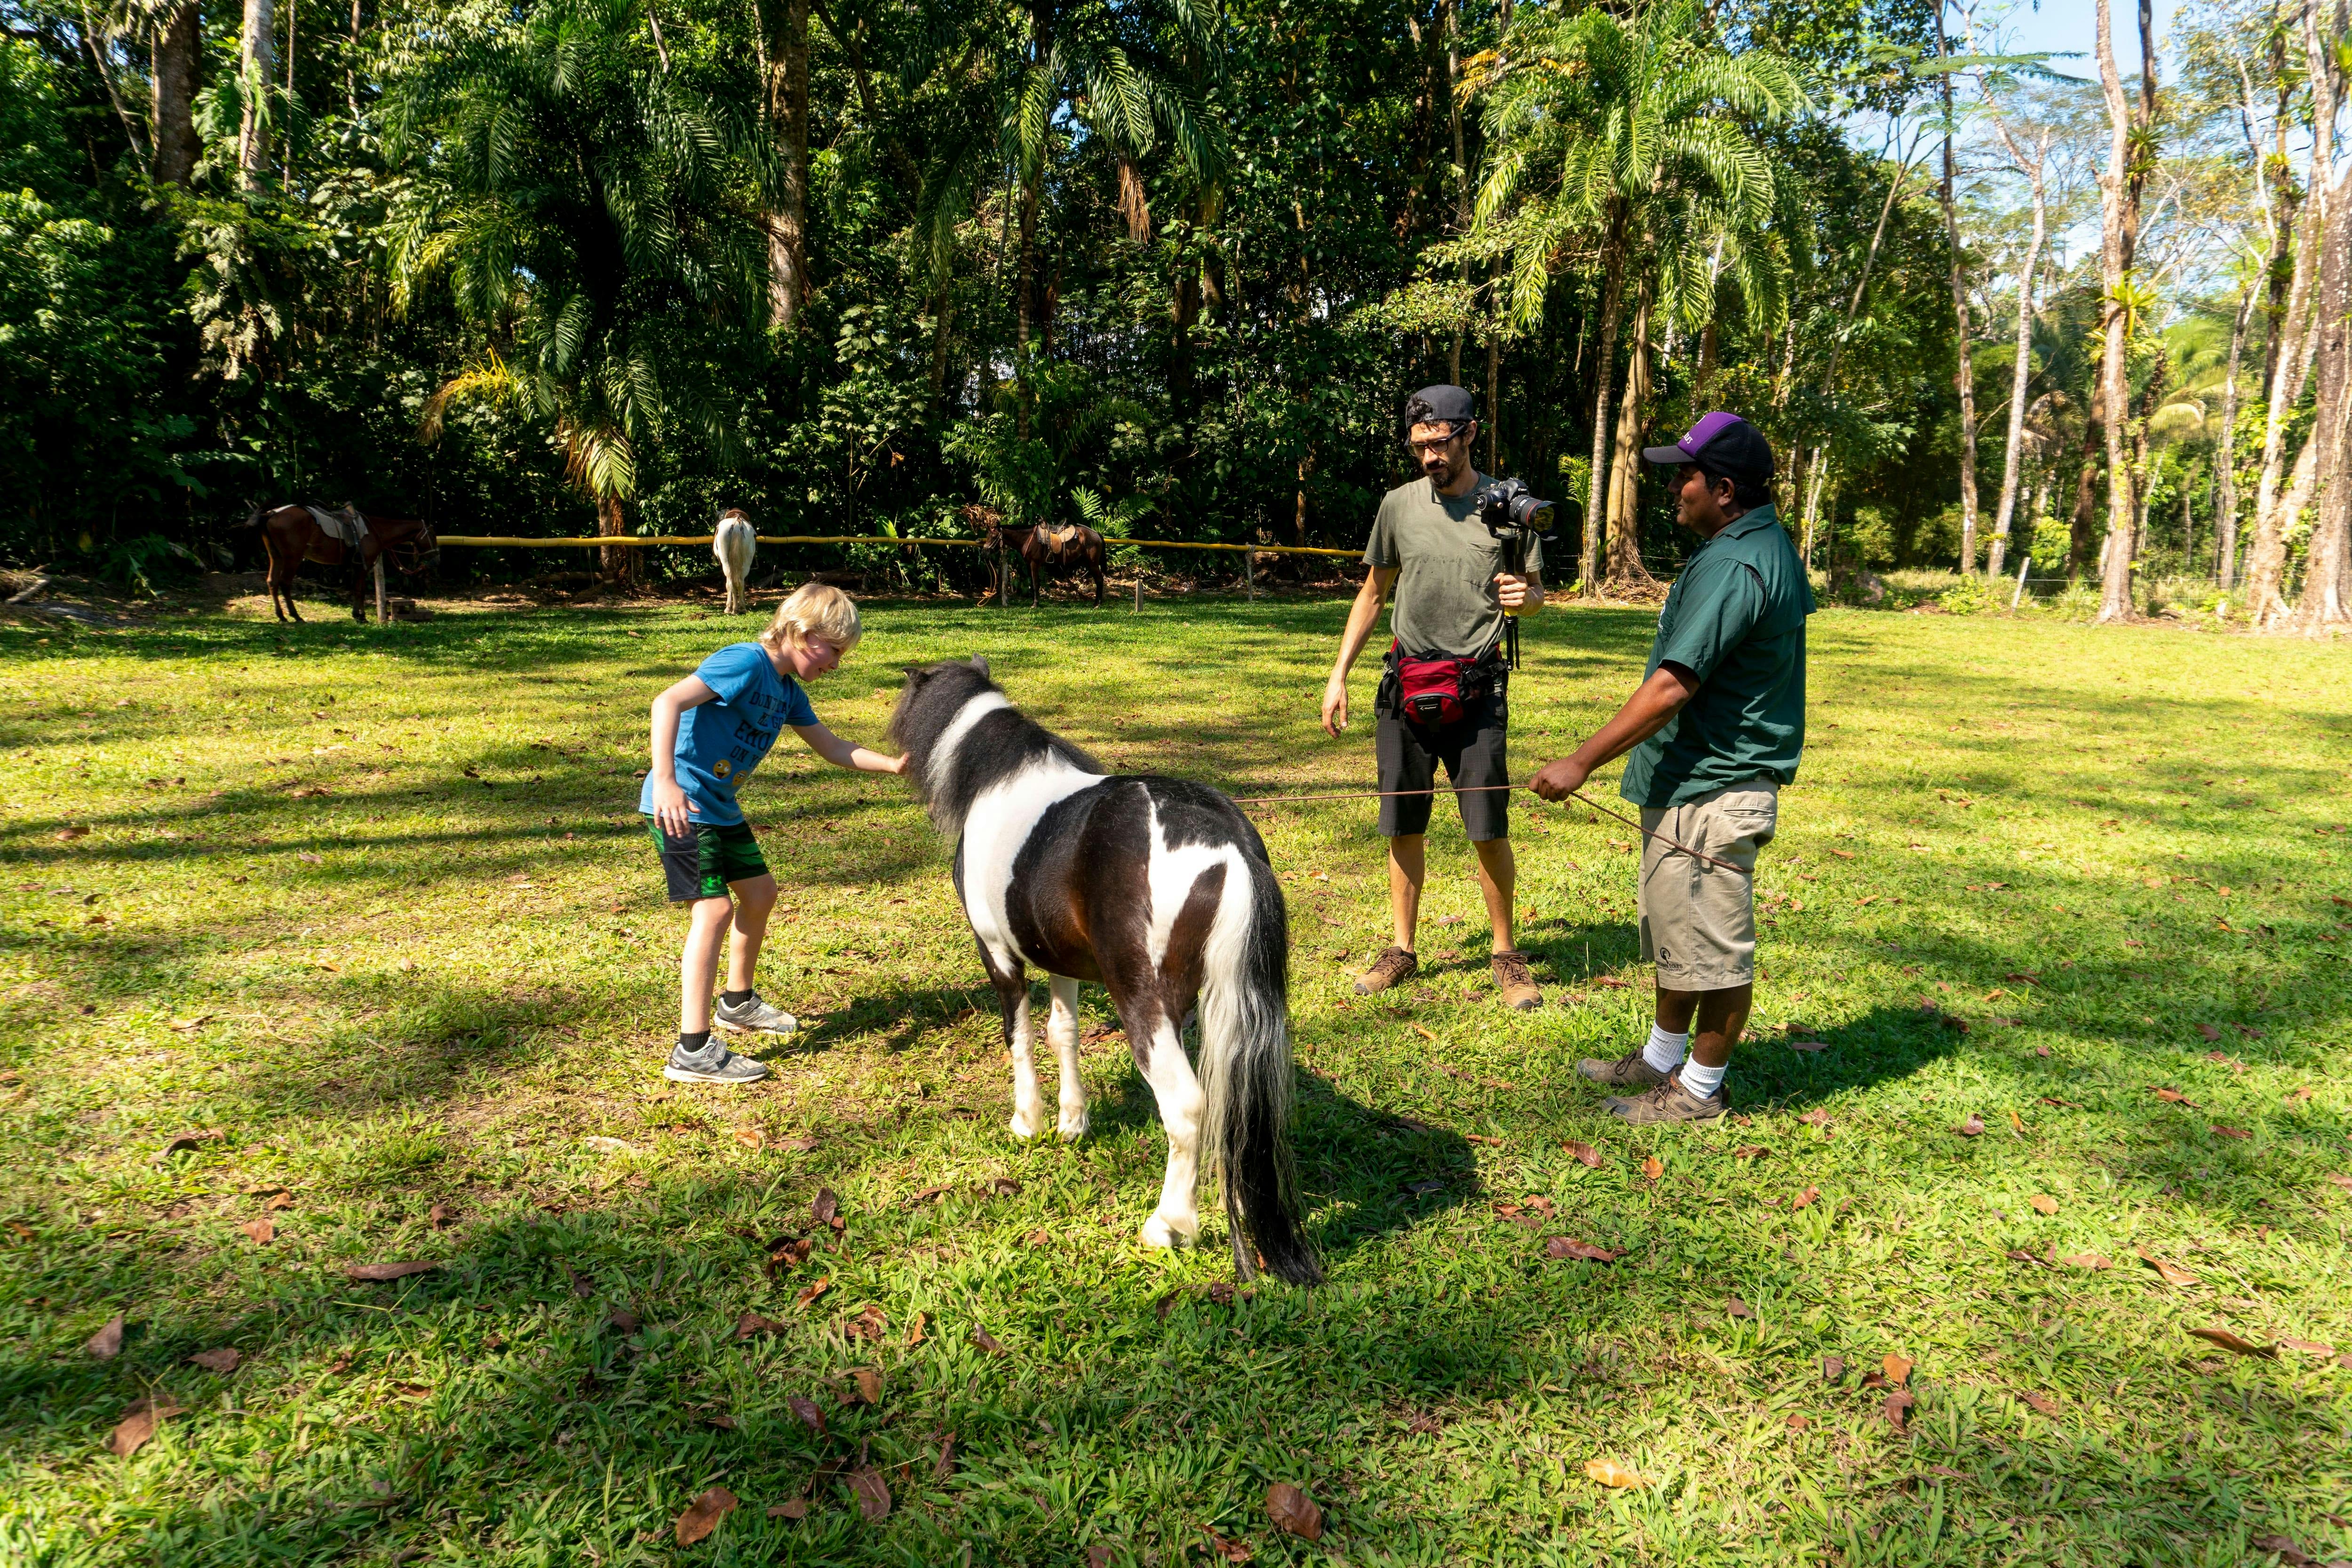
[890,657,1321,1285]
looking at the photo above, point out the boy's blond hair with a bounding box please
[758,581,862,655]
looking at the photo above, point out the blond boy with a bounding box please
[642,584,907,1083]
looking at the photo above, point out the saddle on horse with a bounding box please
[1036,522,1082,552]
[305,505,371,549]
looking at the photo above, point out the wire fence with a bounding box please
[430,533,1363,558]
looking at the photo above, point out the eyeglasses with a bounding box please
[1405,430,1465,454]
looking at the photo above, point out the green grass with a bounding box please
[3,589,2350,1566]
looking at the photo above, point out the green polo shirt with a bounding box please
[1619,503,1814,809]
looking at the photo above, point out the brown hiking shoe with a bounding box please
[1490,950,1542,1011]
[1577,1047,1671,1090]
[1605,1070,1728,1124]
[1353,946,1419,995]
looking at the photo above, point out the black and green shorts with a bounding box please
[646,818,770,902]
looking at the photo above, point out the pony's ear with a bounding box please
[969,654,990,677]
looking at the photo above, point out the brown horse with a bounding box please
[984,519,1107,608]
[249,504,438,623]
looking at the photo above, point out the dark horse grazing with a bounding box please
[983,519,1107,607]
[249,504,438,623]
[890,656,1321,1284]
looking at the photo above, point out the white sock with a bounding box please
[1642,1024,1689,1075]
[1679,1056,1727,1100]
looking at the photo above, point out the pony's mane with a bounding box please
[889,659,1103,835]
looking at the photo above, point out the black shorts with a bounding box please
[1375,663,1510,841]
[646,819,770,901]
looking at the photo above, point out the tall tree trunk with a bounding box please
[763,0,810,330]
[346,0,361,119]
[239,0,276,189]
[2091,0,2146,623]
[1486,261,1502,472]
[1986,121,2048,580]
[2249,3,2339,627]
[2295,47,2352,629]
[151,0,202,187]
[927,287,955,412]
[2069,418,2102,579]
[2216,284,2253,586]
[1581,217,1626,599]
[1446,0,1467,385]
[281,0,298,181]
[598,492,633,584]
[1938,8,1980,573]
[1604,281,1653,585]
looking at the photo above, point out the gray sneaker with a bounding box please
[1604,1069,1727,1124]
[663,1041,771,1085]
[714,992,799,1036]
[1578,1047,1671,1090]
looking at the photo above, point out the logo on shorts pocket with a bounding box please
[713,758,733,778]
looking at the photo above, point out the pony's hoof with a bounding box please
[1139,1212,1199,1250]
[1057,1104,1089,1141]
[1007,1109,1043,1141]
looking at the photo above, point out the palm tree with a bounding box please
[385,0,764,578]
[1469,0,1803,592]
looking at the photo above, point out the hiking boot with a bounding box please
[1604,1069,1727,1124]
[714,992,799,1035]
[663,1040,771,1085]
[1353,946,1419,995]
[1578,1046,1672,1089]
[1490,950,1542,1011]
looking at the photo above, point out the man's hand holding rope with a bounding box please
[1528,662,1700,802]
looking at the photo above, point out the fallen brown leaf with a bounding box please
[1785,1413,1811,1429]
[2151,1086,2197,1106]
[166,1015,213,1032]
[1202,1529,1253,1563]
[674,1485,738,1546]
[812,1188,839,1225]
[906,1310,928,1346]
[768,1499,809,1521]
[2058,1252,2112,1271]
[1583,1458,1647,1488]
[2187,1326,2275,1358]
[106,1396,184,1457]
[606,1307,641,1334]
[264,1191,294,1212]
[934,1432,958,1482]
[1266,1482,1323,1540]
[1734,1145,1767,1161]
[153,1130,224,1163]
[187,1347,240,1373]
[973,1326,1008,1356]
[1821,1355,1845,1383]
[1563,1139,1604,1169]
[849,1368,883,1404]
[736,1312,786,1338]
[1409,1023,1437,1042]
[86,1314,125,1360]
[1883,1353,1913,1387]
[1726,1297,1755,1320]
[2251,1533,2316,1567]
[1956,1114,1985,1138]
[1545,1236,1622,1263]
[1792,1186,1820,1210]
[2210,1124,2251,1139]
[2135,1246,2198,1286]
[240,1218,274,1245]
[906,1184,951,1207]
[849,1466,891,1521]
[428,1203,453,1228]
[787,1395,826,1434]
[733,1126,764,1152]
[1641,1155,1663,1181]
[2198,1023,2223,1043]
[2280,1337,2337,1356]
[2029,1195,2058,1215]
[1883,1390,1915,1433]
[2020,1390,2059,1417]
[344,1260,437,1282]
[1088,1546,1112,1568]
[792,1277,831,1311]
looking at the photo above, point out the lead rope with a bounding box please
[1221,782,1746,875]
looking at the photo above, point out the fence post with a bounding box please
[1244,547,1255,601]
[1133,575,1142,614]
[2010,555,2031,610]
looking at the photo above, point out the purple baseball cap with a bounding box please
[1642,411,1773,484]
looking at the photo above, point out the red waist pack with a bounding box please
[1391,643,1493,728]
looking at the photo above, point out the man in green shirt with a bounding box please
[1530,413,1813,1122]
[1323,385,1547,1011]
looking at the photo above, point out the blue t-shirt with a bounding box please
[638,643,817,828]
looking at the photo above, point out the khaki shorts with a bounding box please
[1636,781,1778,991]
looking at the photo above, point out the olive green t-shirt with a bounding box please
[1619,504,1814,809]
[1362,472,1546,658]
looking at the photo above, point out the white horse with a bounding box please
[714,508,756,613]
[889,656,1322,1285]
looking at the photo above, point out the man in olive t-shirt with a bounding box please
[1322,385,1547,1011]
[1531,412,1813,1122]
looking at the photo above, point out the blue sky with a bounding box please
[1992,0,2187,81]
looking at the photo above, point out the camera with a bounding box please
[1474,477,1556,538]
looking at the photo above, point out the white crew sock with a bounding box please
[1678,1056,1727,1101]
[1642,1023,1689,1075]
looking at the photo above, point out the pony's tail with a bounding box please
[1197,851,1322,1286]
